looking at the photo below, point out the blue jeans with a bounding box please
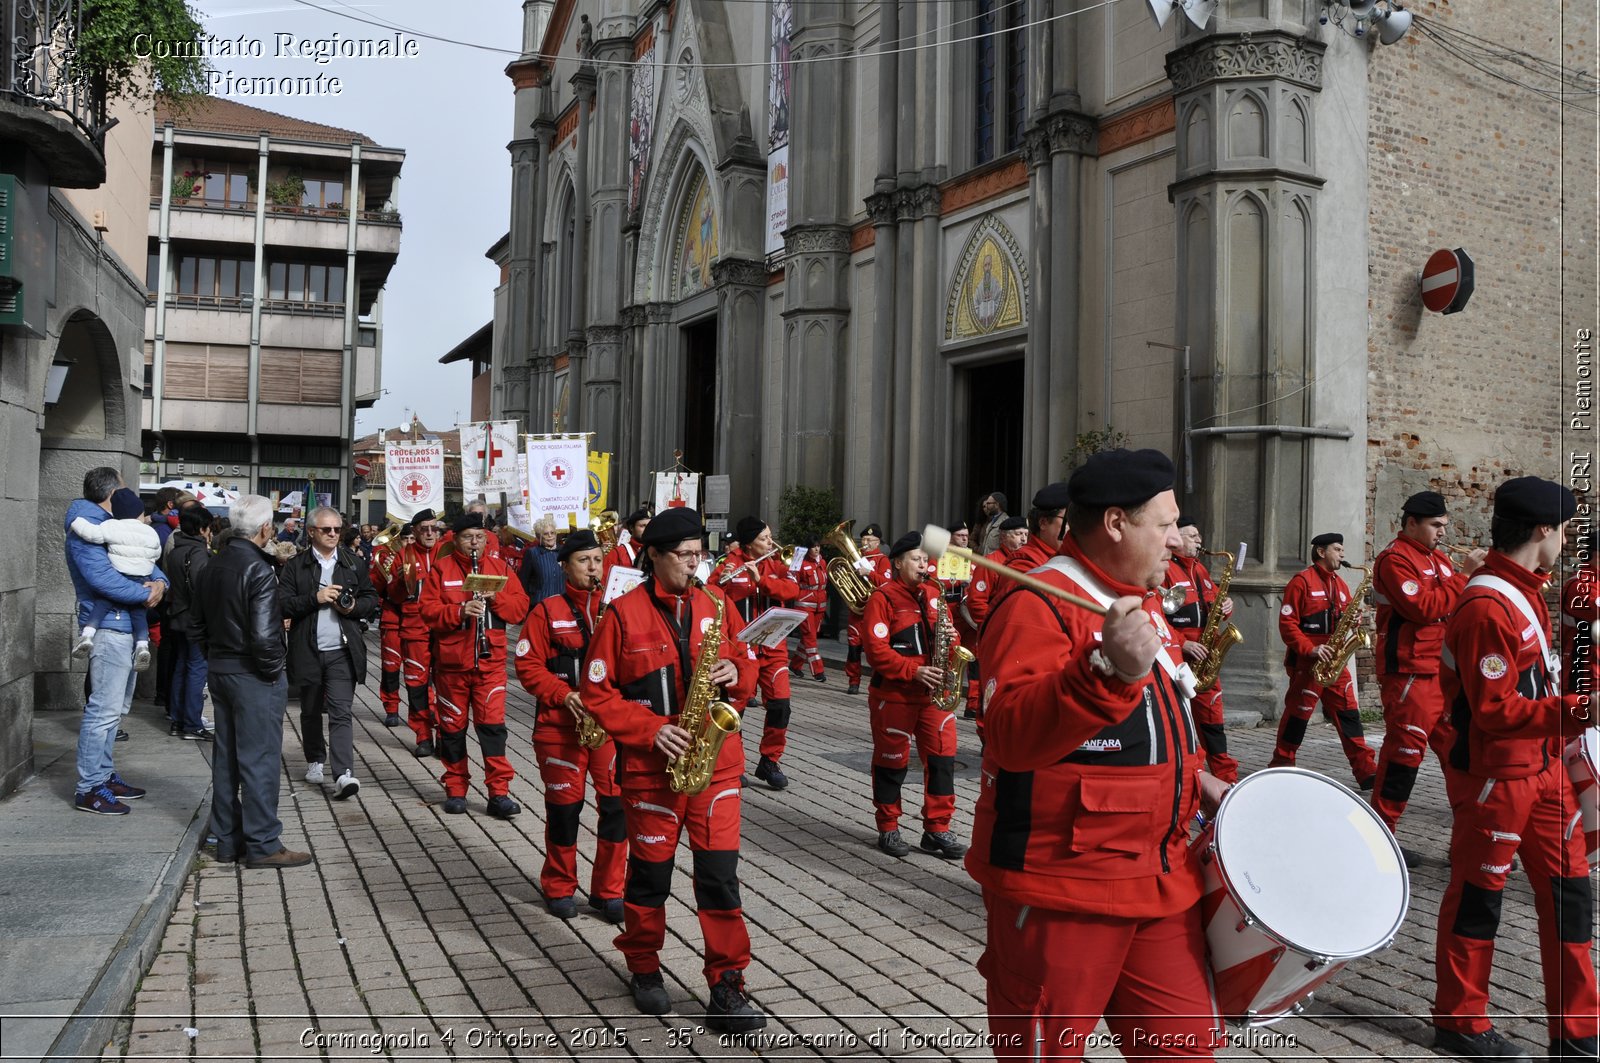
[81,599,148,643]
[166,631,208,733]
[209,671,289,861]
[76,629,136,796]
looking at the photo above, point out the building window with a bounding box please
[266,260,346,308]
[202,164,252,207]
[302,177,345,210]
[173,255,255,303]
[146,252,161,294]
[973,0,1028,166]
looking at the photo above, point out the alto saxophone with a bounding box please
[931,596,976,713]
[575,574,607,750]
[1312,563,1373,686]
[667,580,742,795]
[1192,549,1244,693]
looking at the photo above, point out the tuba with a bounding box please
[823,520,877,615]
[1312,563,1373,686]
[667,580,742,794]
[930,597,976,713]
[1192,549,1244,693]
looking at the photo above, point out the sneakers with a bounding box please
[847,683,860,695]
[630,971,671,1015]
[589,895,625,924]
[877,830,910,858]
[414,740,434,758]
[244,848,314,870]
[74,785,130,815]
[71,631,94,659]
[547,895,578,919]
[753,756,789,791]
[115,728,129,742]
[132,642,152,672]
[486,794,522,819]
[384,712,401,727]
[813,673,827,683]
[333,772,360,800]
[1432,1025,1531,1061]
[705,970,766,1034]
[920,830,969,859]
[441,796,468,815]
[181,728,215,742]
[104,773,146,800]
[304,762,325,784]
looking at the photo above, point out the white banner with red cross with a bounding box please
[525,435,589,527]
[458,420,520,498]
[384,440,445,523]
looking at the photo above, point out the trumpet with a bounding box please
[372,520,403,548]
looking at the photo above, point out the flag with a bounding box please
[587,451,611,511]
[526,436,589,527]
[459,420,520,497]
[385,440,445,523]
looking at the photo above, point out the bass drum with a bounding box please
[1564,727,1599,867]
[1196,767,1409,1027]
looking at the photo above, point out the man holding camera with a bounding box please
[280,506,381,799]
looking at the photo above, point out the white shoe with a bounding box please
[201,717,213,729]
[71,632,94,659]
[334,772,360,800]
[132,643,152,672]
[304,762,324,784]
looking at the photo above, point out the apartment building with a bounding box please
[143,97,404,507]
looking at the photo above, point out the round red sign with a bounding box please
[352,455,372,478]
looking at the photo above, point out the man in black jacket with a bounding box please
[164,504,214,740]
[280,506,380,799]
[192,494,311,870]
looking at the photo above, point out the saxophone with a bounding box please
[931,596,976,713]
[1312,563,1373,686]
[575,574,607,750]
[1192,549,1244,693]
[667,580,743,795]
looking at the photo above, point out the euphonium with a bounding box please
[1192,549,1244,693]
[667,579,742,795]
[372,520,403,548]
[575,573,608,750]
[931,596,976,713]
[823,520,876,615]
[1312,562,1373,686]
[592,510,621,553]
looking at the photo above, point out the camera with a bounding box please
[336,587,356,612]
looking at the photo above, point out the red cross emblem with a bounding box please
[402,474,430,501]
[550,464,567,482]
[477,439,504,465]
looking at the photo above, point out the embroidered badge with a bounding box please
[984,678,997,708]
[701,617,714,634]
[515,638,531,658]
[1281,604,1294,616]
[975,580,986,592]
[1478,654,1509,680]
[873,622,889,639]
[1402,580,1420,596]
[588,659,608,683]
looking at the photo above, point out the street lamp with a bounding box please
[152,439,164,464]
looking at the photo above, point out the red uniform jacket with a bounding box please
[862,578,955,700]
[515,578,604,729]
[370,544,402,618]
[862,548,891,587]
[969,537,1204,918]
[711,545,800,625]
[581,578,757,777]
[988,538,1053,614]
[602,539,643,581]
[1373,534,1465,676]
[1279,563,1353,669]
[419,550,530,671]
[794,556,828,613]
[1560,564,1599,702]
[1162,556,1217,641]
[1442,552,1585,779]
[962,547,1011,630]
[387,540,444,639]
[498,537,526,574]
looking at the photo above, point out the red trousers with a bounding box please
[868,691,957,833]
[981,891,1224,1061]
[533,725,626,903]
[1371,672,1455,831]
[846,613,865,685]
[379,610,402,715]
[616,761,751,988]
[754,645,792,762]
[432,668,512,797]
[1433,764,1598,1040]
[1270,664,1376,784]
[400,635,437,744]
[1190,680,1239,784]
[789,610,826,677]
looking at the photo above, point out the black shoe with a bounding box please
[814,673,826,683]
[441,796,467,815]
[630,971,671,1015]
[589,895,625,924]
[547,895,578,919]
[383,713,401,728]
[115,728,129,742]
[740,775,751,788]
[748,697,762,710]
[169,721,183,737]
[920,830,969,859]
[1400,846,1424,870]
[181,727,215,742]
[1358,776,1376,792]
[847,684,860,695]
[705,970,766,1034]
[754,756,789,791]
[877,830,910,858]
[963,708,978,720]
[1549,1036,1598,1059]
[414,740,434,758]
[1432,1025,1531,1061]
[486,795,521,819]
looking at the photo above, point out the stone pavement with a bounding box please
[91,637,1593,1062]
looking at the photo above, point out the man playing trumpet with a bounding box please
[513,529,626,921]
[419,512,530,818]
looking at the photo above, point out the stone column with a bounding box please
[779,225,852,492]
[567,64,598,431]
[862,191,897,524]
[712,257,768,519]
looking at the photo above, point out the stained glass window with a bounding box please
[975,0,998,165]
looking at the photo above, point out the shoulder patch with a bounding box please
[1281,604,1294,616]
[515,638,531,658]
[700,616,714,635]
[1478,654,1508,681]
[588,659,608,683]
[873,621,890,639]
[1401,579,1420,597]
[975,580,986,592]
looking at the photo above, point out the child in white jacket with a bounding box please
[70,487,161,671]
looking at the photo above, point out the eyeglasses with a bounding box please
[313,525,343,533]
[666,548,700,561]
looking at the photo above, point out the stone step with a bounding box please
[1224,709,1264,729]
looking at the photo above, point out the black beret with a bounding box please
[949,518,970,533]
[1402,491,1448,518]
[1067,449,1175,509]
[558,529,600,561]
[452,511,486,534]
[887,531,922,559]
[1311,532,1343,549]
[860,523,884,540]
[1031,482,1072,511]
[999,516,1027,531]
[1176,515,1198,530]
[638,507,703,547]
[406,508,438,530]
[623,508,650,526]
[1493,476,1577,526]
[734,516,767,546]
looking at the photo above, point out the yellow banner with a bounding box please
[936,553,972,582]
[587,451,611,511]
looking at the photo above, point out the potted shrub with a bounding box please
[265,173,306,209]
[171,169,202,202]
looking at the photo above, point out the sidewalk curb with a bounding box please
[43,797,210,1063]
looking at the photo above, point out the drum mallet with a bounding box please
[921,524,1106,616]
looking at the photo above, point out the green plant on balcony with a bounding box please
[265,173,306,208]
[171,169,202,200]
[78,0,210,105]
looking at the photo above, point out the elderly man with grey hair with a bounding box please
[192,493,311,869]
[518,516,564,605]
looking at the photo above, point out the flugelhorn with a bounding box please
[372,520,403,548]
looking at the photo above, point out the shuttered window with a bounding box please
[162,344,248,402]
[260,348,343,405]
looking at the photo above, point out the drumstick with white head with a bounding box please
[921,524,1106,616]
